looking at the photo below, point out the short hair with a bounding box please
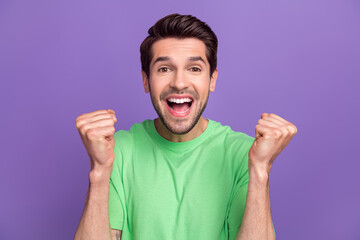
[140,13,218,78]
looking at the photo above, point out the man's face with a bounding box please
[142,38,218,135]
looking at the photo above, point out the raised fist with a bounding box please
[75,109,117,171]
[249,113,297,174]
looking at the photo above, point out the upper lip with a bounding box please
[165,95,194,101]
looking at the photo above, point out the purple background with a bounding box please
[1,0,359,239]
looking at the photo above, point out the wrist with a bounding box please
[89,166,113,185]
[248,163,270,187]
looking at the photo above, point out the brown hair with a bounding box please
[140,13,218,78]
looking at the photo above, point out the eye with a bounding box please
[189,67,201,72]
[158,67,171,73]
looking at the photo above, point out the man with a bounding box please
[74,14,297,240]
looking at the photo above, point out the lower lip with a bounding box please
[165,102,192,117]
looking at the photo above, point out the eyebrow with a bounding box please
[188,56,206,64]
[152,56,206,65]
[153,56,171,65]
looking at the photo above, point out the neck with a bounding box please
[154,117,208,142]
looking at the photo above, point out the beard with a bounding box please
[150,87,210,135]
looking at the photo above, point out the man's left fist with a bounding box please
[248,113,297,174]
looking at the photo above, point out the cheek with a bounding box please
[149,83,165,100]
[194,81,210,96]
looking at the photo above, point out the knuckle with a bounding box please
[75,118,85,129]
[258,118,267,125]
[288,124,297,134]
[261,114,269,119]
[76,113,87,121]
[261,113,269,118]
[273,129,282,138]
[280,125,289,133]
[75,117,81,127]
[269,113,276,118]
[78,125,87,135]
[75,115,83,121]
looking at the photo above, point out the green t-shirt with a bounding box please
[109,119,255,240]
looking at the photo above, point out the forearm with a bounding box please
[74,169,113,240]
[235,168,275,240]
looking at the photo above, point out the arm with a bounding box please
[74,170,114,240]
[74,109,121,240]
[235,113,297,240]
[235,168,274,240]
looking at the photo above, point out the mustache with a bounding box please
[160,89,199,100]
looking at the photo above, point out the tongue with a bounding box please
[172,103,190,112]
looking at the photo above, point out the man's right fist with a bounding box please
[75,109,117,171]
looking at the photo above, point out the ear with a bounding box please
[142,70,150,93]
[209,68,218,92]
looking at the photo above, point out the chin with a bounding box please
[159,115,196,135]
[165,122,194,135]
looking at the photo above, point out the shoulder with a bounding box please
[226,130,255,147]
[114,119,153,147]
[209,119,255,151]
[112,120,152,168]
[114,130,132,148]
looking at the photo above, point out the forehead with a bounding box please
[151,38,208,64]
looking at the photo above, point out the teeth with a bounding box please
[168,98,192,104]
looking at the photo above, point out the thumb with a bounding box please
[255,126,261,139]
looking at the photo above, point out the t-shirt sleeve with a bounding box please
[108,131,127,230]
[227,136,253,240]
[227,135,276,239]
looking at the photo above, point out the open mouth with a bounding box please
[165,97,193,117]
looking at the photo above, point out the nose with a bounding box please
[169,70,189,90]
